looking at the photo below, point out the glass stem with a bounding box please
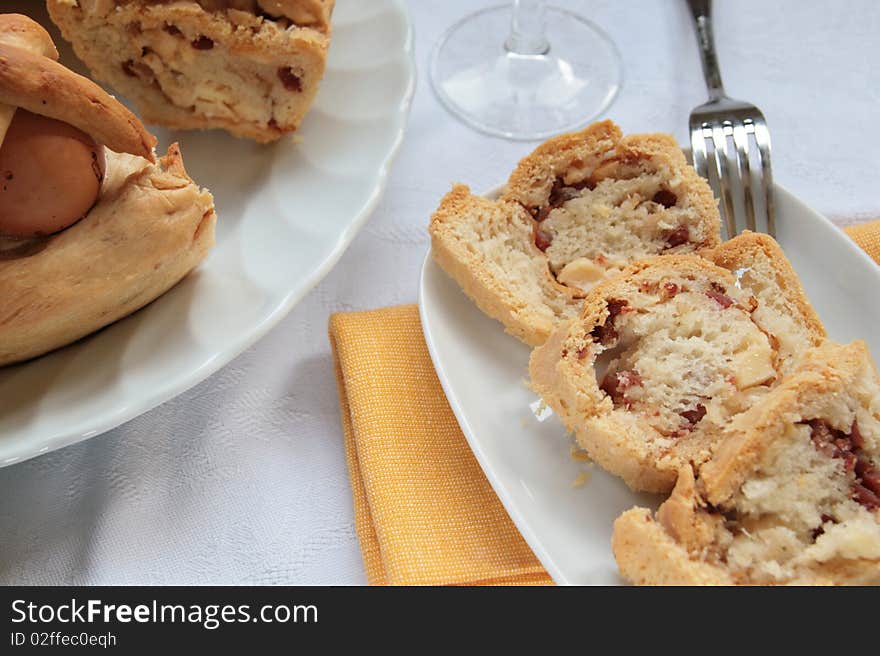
[505,0,550,56]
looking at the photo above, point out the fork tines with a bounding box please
[690,110,775,239]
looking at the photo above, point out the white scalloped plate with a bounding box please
[0,0,415,465]
[420,184,880,585]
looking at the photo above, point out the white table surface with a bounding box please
[2,0,878,585]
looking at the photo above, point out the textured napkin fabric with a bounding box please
[330,223,879,586]
[845,221,880,264]
[329,305,551,586]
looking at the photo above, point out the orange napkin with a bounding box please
[845,221,880,265]
[329,221,879,586]
[329,305,551,585]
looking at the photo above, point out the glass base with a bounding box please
[430,4,623,141]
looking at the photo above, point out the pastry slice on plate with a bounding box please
[429,121,721,347]
[0,13,215,366]
[613,341,880,585]
[706,231,825,371]
[47,0,333,142]
[529,233,825,492]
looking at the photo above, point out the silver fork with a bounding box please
[686,0,775,238]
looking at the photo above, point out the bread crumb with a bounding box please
[571,471,591,488]
[569,444,592,462]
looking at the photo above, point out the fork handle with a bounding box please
[686,0,725,100]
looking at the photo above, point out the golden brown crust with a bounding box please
[430,184,581,346]
[612,506,733,586]
[430,121,722,347]
[258,0,334,32]
[189,1,334,31]
[612,475,840,586]
[655,465,725,554]
[613,466,840,586]
[706,230,826,344]
[530,255,743,492]
[503,122,720,251]
[48,0,330,143]
[700,340,878,504]
[0,42,156,160]
[503,120,623,209]
[0,13,58,59]
[0,144,215,366]
[530,233,829,493]
[613,506,845,586]
[613,341,880,586]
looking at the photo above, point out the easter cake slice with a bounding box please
[429,121,721,347]
[47,0,333,142]
[612,341,880,585]
[528,233,825,493]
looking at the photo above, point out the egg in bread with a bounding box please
[0,13,216,366]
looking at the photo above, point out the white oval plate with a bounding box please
[0,0,415,466]
[419,184,880,585]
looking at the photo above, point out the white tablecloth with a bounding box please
[2,0,878,585]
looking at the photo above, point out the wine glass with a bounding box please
[430,0,623,140]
